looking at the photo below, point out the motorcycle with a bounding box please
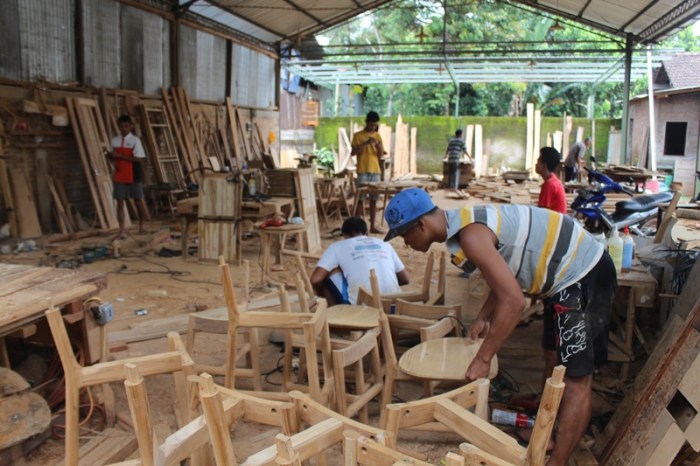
[570,167,674,237]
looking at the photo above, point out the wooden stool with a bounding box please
[258,223,308,273]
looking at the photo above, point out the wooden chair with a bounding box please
[389,298,464,350]
[358,269,476,421]
[358,251,448,313]
[383,379,490,447]
[218,256,335,406]
[343,430,467,466]
[186,259,262,390]
[455,366,566,466]
[332,326,384,423]
[191,373,299,466]
[45,306,198,466]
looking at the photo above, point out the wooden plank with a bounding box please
[292,168,322,254]
[55,428,137,466]
[225,97,241,164]
[597,269,700,462]
[0,156,18,236]
[235,108,252,160]
[8,167,41,238]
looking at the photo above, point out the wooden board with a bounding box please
[292,168,322,254]
[8,167,41,238]
[66,97,122,230]
[596,260,700,463]
[0,263,106,333]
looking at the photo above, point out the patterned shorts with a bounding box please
[355,172,381,201]
[542,252,616,377]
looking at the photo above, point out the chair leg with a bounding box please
[64,382,80,466]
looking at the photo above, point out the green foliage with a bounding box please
[315,0,697,118]
[313,147,335,173]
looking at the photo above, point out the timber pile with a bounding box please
[0,79,276,240]
[594,260,700,464]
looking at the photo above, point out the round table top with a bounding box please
[326,304,379,329]
[398,337,498,381]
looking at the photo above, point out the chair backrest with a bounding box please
[332,326,384,423]
[45,306,198,466]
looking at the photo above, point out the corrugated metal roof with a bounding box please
[179,0,700,45]
[656,52,700,88]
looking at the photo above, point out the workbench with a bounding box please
[610,265,658,380]
[0,263,107,365]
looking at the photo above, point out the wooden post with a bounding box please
[526,103,534,177]
[198,373,238,466]
[524,365,566,466]
[220,256,241,389]
[124,363,155,466]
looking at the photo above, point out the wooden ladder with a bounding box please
[140,105,186,191]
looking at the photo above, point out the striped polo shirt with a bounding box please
[445,204,603,298]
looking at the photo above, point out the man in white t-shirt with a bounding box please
[310,217,409,305]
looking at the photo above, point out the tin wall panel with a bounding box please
[0,0,22,80]
[178,24,226,101]
[82,0,120,88]
[121,4,170,95]
[19,0,76,82]
[231,43,276,109]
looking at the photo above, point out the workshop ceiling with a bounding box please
[181,0,700,86]
[185,0,700,45]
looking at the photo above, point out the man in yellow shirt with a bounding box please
[351,111,386,233]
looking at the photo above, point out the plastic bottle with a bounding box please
[491,409,535,428]
[607,228,623,274]
[622,227,635,272]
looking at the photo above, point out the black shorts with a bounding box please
[542,252,617,377]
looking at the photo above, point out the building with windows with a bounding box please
[628,53,700,196]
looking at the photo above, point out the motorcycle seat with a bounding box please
[613,191,674,217]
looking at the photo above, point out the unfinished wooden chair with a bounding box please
[358,268,478,421]
[455,366,566,466]
[239,389,393,465]
[45,305,198,466]
[332,326,384,423]
[383,379,490,448]
[219,256,335,406]
[186,259,262,390]
[358,251,448,313]
[343,430,467,466]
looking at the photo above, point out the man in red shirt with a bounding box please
[536,147,567,214]
[107,115,149,239]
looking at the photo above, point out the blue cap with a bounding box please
[384,188,437,241]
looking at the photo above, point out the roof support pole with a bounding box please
[646,45,657,172]
[619,34,634,165]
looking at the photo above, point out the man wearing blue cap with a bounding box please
[383,188,616,466]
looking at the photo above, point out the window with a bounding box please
[664,122,687,156]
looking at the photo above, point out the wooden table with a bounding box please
[611,265,658,380]
[258,223,308,273]
[0,263,107,364]
[398,337,499,380]
[326,305,380,330]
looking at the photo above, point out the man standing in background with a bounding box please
[536,147,567,214]
[107,115,149,239]
[351,111,387,234]
[564,137,591,182]
[444,129,470,197]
